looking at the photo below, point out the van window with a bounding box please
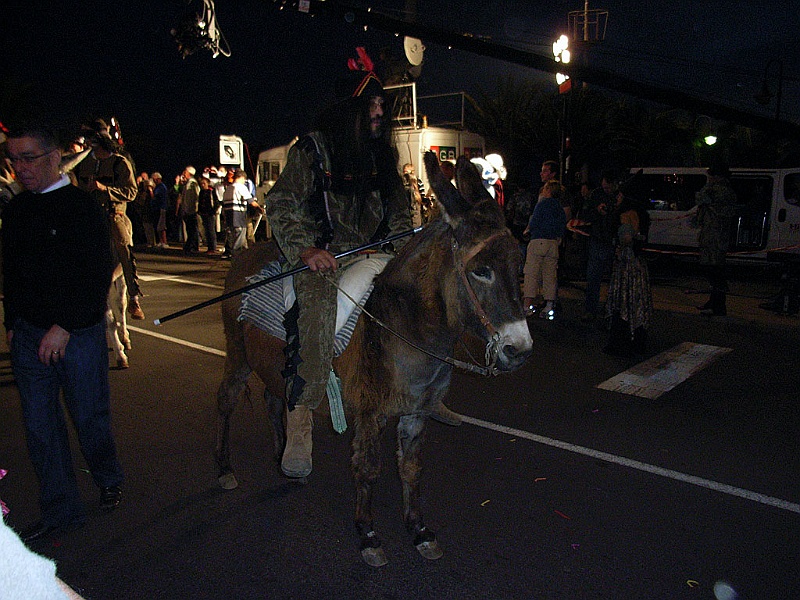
[258,161,282,185]
[626,173,706,211]
[269,162,281,181]
[785,173,800,206]
[729,175,772,249]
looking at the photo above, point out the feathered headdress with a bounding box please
[336,47,383,100]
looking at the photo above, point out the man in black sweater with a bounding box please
[2,123,124,544]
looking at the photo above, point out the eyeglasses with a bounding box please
[7,149,56,166]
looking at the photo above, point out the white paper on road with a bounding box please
[596,342,732,399]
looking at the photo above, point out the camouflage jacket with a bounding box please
[696,179,737,266]
[264,132,412,267]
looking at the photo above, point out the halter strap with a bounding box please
[452,229,512,338]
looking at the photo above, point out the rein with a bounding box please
[326,228,512,377]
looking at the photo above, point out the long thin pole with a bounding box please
[153,226,423,326]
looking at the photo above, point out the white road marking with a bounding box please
[138,273,224,290]
[127,326,226,357]
[596,342,733,399]
[462,415,800,514]
[127,326,798,515]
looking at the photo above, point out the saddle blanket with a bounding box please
[238,255,391,356]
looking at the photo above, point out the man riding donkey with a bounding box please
[264,48,462,479]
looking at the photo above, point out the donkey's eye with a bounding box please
[470,266,494,283]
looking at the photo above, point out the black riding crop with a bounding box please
[153,226,423,326]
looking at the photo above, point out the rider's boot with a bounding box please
[281,404,313,477]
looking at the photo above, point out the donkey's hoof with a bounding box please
[116,357,129,369]
[416,539,443,560]
[361,547,389,567]
[218,472,239,490]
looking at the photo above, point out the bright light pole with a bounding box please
[553,35,571,181]
[553,35,571,93]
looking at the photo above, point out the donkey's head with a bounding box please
[423,152,532,372]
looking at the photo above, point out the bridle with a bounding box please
[328,228,514,377]
[451,229,513,372]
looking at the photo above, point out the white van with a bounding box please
[625,167,800,261]
[393,126,485,191]
[255,138,297,204]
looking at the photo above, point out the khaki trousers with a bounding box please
[523,238,560,301]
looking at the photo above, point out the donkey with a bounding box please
[215,151,533,566]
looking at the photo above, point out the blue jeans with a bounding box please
[584,237,615,316]
[11,318,123,527]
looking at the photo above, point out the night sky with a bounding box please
[3,0,798,178]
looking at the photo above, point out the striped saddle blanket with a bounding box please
[238,255,391,356]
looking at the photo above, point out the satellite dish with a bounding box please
[403,36,424,66]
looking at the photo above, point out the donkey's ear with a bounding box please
[423,151,471,226]
[455,156,493,205]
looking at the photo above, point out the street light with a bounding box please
[552,34,571,93]
[553,35,571,181]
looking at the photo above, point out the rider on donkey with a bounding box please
[265,49,462,478]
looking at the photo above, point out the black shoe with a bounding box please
[19,521,60,544]
[100,486,123,511]
[19,519,84,544]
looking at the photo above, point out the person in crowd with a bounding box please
[151,172,169,249]
[2,123,124,544]
[485,153,507,209]
[560,178,591,281]
[244,172,262,246]
[130,171,150,248]
[197,174,219,254]
[540,160,558,192]
[213,167,228,247]
[222,169,263,258]
[523,159,560,310]
[603,190,653,356]
[264,52,460,479]
[402,162,424,227]
[73,119,144,320]
[135,171,154,247]
[695,164,737,316]
[522,179,567,318]
[168,174,183,243]
[176,166,201,255]
[504,184,537,272]
[580,169,621,323]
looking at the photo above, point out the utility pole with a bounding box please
[564,1,608,184]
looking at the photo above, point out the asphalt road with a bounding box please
[1,246,798,600]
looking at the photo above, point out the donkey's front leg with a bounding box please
[352,411,389,567]
[397,414,443,560]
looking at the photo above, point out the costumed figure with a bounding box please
[264,48,461,479]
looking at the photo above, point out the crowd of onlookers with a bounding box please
[128,165,263,259]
